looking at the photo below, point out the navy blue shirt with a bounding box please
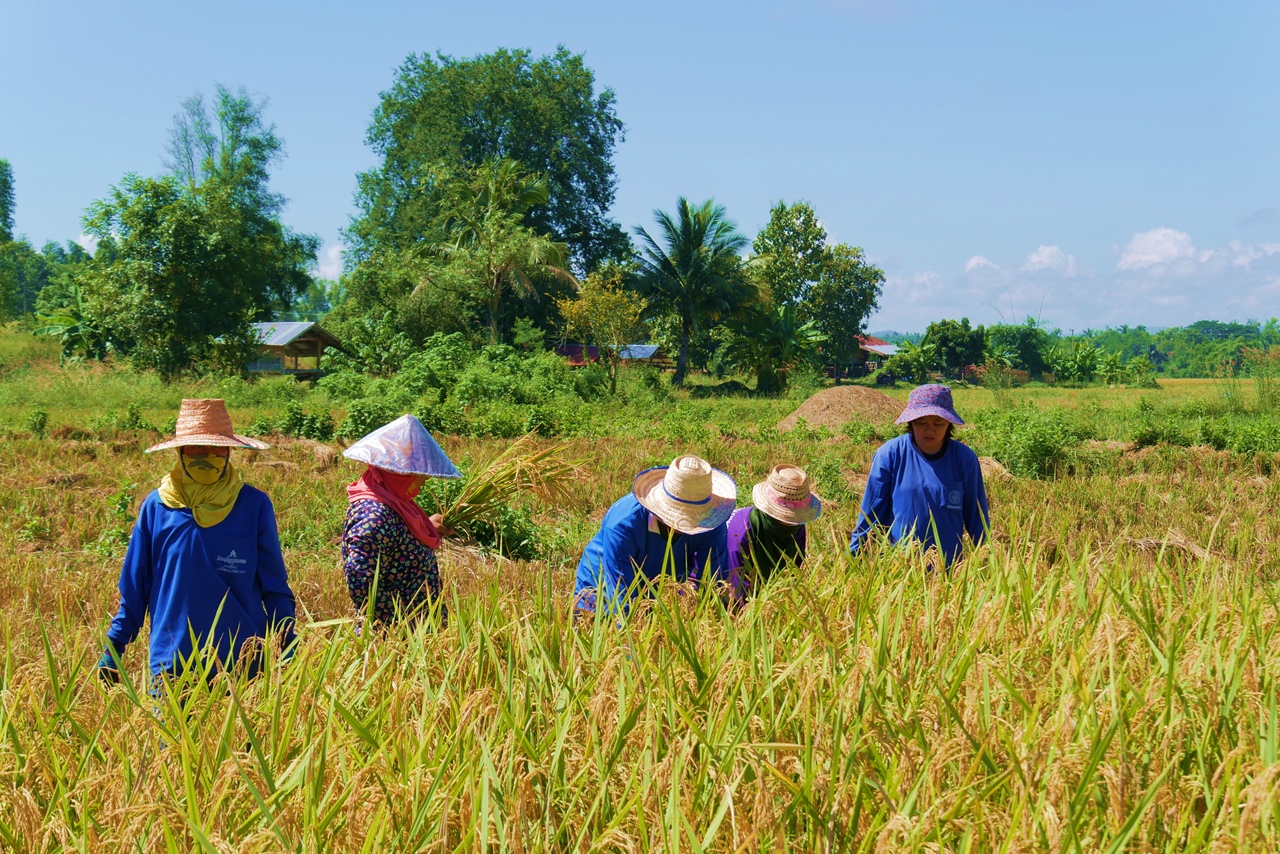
[849,434,989,566]
[574,494,729,614]
[106,487,296,675]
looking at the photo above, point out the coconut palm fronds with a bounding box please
[439,434,584,530]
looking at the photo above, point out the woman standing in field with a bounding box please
[725,464,821,603]
[849,384,989,567]
[341,414,461,624]
[574,454,736,617]
[97,399,297,685]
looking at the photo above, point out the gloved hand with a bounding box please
[96,643,124,684]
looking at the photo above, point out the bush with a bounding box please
[338,397,403,440]
[419,473,542,560]
[971,404,1087,478]
[315,370,369,404]
[278,401,335,441]
[27,406,48,438]
[1200,415,1280,455]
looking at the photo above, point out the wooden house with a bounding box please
[248,322,343,380]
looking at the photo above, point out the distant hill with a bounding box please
[870,330,924,346]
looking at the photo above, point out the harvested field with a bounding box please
[778,384,903,432]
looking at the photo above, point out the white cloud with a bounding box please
[1022,244,1078,277]
[964,255,997,274]
[1115,227,1200,271]
[315,243,344,279]
[871,228,1280,331]
[74,233,98,254]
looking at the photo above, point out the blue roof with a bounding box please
[252,321,318,346]
[619,344,660,359]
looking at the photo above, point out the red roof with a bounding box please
[555,344,599,366]
[855,335,890,347]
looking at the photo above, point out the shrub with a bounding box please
[338,397,402,440]
[807,452,854,502]
[971,404,1086,478]
[278,401,336,441]
[26,406,48,438]
[315,370,369,404]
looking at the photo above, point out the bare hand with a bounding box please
[429,513,456,537]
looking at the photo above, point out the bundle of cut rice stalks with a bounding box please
[437,434,584,530]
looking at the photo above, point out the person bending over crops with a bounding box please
[341,414,461,624]
[97,399,296,687]
[574,455,736,617]
[849,384,989,567]
[725,464,821,603]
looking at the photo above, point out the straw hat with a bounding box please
[632,455,736,535]
[343,414,462,478]
[146,399,269,453]
[751,464,822,526]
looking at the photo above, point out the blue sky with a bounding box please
[4,0,1278,331]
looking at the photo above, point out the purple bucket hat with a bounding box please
[895,384,964,426]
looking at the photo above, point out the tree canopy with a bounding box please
[351,47,626,274]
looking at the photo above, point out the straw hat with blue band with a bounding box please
[632,454,736,534]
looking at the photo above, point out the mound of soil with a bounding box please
[778,385,903,433]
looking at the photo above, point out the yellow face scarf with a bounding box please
[158,453,245,527]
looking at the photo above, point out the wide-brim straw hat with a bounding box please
[895,383,965,426]
[751,464,822,526]
[343,414,462,478]
[146,399,269,453]
[633,454,736,535]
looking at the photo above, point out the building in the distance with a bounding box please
[248,321,343,380]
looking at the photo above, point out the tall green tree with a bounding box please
[421,159,574,343]
[752,201,827,305]
[634,198,758,386]
[0,159,14,242]
[71,86,317,376]
[80,173,315,378]
[749,201,884,372]
[352,47,626,273]
[922,317,985,378]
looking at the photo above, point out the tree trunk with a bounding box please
[488,286,501,345]
[673,320,690,387]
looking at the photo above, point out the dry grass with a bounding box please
[1,370,1279,849]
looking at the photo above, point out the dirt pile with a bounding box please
[778,386,903,433]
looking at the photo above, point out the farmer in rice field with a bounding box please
[341,414,461,624]
[725,464,821,603]
[96,399,297,686]
[574,454,736,617]
[849,384,989,567]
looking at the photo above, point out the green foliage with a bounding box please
[971,404,1091,478]
[1200,414,1280,455]
[352,47,626,273]
[986,319,1052,376]
[277,401,335,441]
[0,158,13,242]
[338,397,403,440]
[634,198,758,386]
[723,303,826,394]
[90,480,138,557]
[1049,341,1100,383]
[885,340,939,384]
[806,452,853,502]
[749,202,884,371]
[26,406,48,438]
[923,318,985,379]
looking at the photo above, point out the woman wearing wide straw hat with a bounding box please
[341,414,462,624]
[725,464,821,603]
[97,399,297,685]
[574,454,736,617]
[849,384,989,567]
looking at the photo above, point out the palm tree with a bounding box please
[426,159,574,343]
[634,198,757,386]
[724,303,827,394]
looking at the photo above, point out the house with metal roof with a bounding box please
[248,321,343,379]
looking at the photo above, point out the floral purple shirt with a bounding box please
[342,499,443,623]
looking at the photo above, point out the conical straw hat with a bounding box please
[750,464,821,525]
[146,399,269,453]
[343,414,462,478]
[632,454,736,535]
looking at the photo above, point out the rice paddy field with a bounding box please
[1,331,1279,851]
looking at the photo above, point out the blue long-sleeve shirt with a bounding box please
[849,434,989,566]
[106,486,296,676]
[574,494,730,614]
